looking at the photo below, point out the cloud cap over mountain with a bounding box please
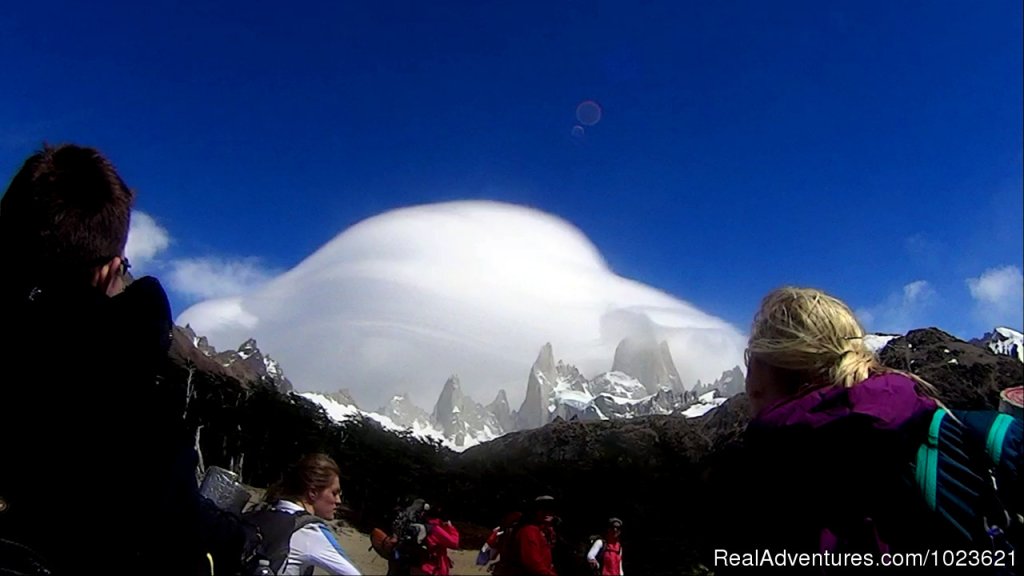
[177,201,746,409]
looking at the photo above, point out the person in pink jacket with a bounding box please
[413,507,460,576]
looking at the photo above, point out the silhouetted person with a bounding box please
[0,144,201,574]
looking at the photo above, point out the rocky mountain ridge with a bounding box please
[179,323,1023,451]
[159,325,1022,576]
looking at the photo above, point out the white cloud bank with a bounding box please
[125,211,171,269]
[856,280,937,334]
[967,266,1024,330]
[177,201,746,411]
[168,257,275,300]
[126,211,274,302]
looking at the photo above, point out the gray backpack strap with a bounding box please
[293,514,328,532]
[292,515,329,576]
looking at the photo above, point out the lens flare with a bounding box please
[575,100,602,126]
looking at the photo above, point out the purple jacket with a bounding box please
[750,372,937,433]
[712,373,951,565]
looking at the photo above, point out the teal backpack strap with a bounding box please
[954,409,1022,535]
[985,413,1015,465]
[915,408,947,512]
[914,407,1022,552]
[912,407,991,543]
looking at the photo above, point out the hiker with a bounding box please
[410,505,459,576]
[249,453,361,575]
[476,511,522,567]
[493,496,559,576]
[0,144,203,574]
[707,286,1018,573]
[376,498,433,576]
[586,518,623,575]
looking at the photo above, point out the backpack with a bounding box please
[367,500,429,565]
[909,407,1021,553]
[241,508,327,575]
[589,538,621,574]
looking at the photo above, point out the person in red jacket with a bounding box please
[587,518,624,575]
[494,496,558,576]
[476,511,522,567]
[413,506,460,576]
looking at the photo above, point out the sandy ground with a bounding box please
[322,523,491,576]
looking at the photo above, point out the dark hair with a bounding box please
[1,143,134,275]
[265,453,341,503]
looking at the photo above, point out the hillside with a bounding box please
[161,325,1021,575]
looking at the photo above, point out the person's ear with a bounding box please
[91,257,116,289]
[93,256,125,297]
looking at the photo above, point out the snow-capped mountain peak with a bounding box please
[863,333,901,354]
[590,371,648,400]
[301,341,747,451]
[971,327,1024,362]
[177,326,293,392]
[380,394,432,430]
[183,327,744,453]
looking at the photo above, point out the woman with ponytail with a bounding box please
[254,453,362,575]
[743,286,939,414]
[708,287,964,574]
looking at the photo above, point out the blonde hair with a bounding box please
[748,286,934,394]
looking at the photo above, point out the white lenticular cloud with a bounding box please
[168,257,275,300]
[125,211,171,268]
[177,201,746,410]
[967,266,1024,330]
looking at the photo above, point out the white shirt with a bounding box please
[586,538,624,575]
[274,500,362,576]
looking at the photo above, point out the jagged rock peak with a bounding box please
[970,326,1024,362]
[491,389,509,406]
[517,344,558,431]
[442,374,462,392]
[611,337,682,394]
[433,374,466,423]
[327,388,359,408]
[238,338,259,358]
[535,343,556,374]
[488,389,515,435]
[177,324,218,357]
[555,360,588,391]
[692,366,744,398]
[659,340,685,392]
[380,393,432,430]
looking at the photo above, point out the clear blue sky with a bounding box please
[2,0,1021,339]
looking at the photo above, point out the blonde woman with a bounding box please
[743,286,939,416]
[709,287,964,573]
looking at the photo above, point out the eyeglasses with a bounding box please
[87,255,131,275]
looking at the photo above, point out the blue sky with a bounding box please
[2,0,1022,346]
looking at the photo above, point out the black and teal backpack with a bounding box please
[910,407,1021,554]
